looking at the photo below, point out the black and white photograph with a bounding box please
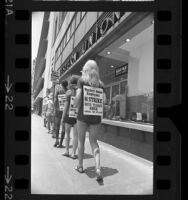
[31,11,154,194]
[33,0,154,2]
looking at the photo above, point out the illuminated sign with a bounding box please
[115,63,128,77]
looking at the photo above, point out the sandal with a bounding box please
[69,154,77,159]
[75,165,84,173]
[57,144,64,148]
[96,168,103,181]
[62,152,69,157]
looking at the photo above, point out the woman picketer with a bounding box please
[62,75,80,159]
[74,60,106,181]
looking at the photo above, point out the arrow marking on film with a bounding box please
[5,75,12,93]
[5,166,12,184]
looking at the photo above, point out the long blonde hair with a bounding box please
[81,60,101,87]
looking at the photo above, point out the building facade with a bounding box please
[38,11,154,161]
[33,12,50,115]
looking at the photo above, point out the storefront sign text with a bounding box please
[115,63,128,77]
[60,12,125,76]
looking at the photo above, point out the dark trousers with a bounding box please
[54,116,65,144]
[44,117,47,127]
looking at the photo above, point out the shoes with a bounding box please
[96,168,103,181]
[62,152,69,157]
[57,144,64,148]
[53,141,59,147]
[75,165,84,173]
[69,154,77,159]
[52,134,56,138]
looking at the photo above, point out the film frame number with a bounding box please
[4,166,13,200]
[5,75,13,111]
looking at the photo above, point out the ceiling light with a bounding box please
[110,65,114,68]
[107,51,111,55]
[125,38,131,43]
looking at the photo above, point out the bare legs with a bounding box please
[89,124,101,170]
[64,123,78,157]
[64,123,71,154]
[77,120,102,177]
[77,120,87,167]
[71,124,78,156]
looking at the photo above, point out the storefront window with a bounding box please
[98,13,154,124]
[120,81,127,94]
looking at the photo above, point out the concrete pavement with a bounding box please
[31,113,153,194]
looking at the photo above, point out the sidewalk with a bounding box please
[31,114,153,194]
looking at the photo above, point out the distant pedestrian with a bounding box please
[42,89,50,128]
[74,60,106,181]
[46,93,54,133]
[62,75,80,159]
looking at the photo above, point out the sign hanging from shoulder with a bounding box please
[58,94,66,111]
[69,96,78,118]
[83,85,103,116]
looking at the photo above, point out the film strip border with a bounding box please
[4,0,181,199]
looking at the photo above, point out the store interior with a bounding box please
[95,14,154,123]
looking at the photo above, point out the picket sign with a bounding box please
[69,96,78,118]
[58,94,66,111]
[83,85,103,116]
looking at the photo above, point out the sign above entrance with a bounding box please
[60,12,126,77]
[115,63,128,77]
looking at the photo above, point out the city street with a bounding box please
[31,114,153,194]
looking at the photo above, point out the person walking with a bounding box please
[74,60,106,181]
[62,75,79,159]
[46,93,55,134]
[53,80,68,147]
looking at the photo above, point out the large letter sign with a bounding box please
[58,94,66,111]
[83,85,103,116]
[69,96,78,118]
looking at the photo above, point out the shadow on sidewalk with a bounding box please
[85,166,119,184]
[83,153,93,160]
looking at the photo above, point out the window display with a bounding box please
[99,14,154,124]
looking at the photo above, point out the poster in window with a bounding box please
[83,85,103,116]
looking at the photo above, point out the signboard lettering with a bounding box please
[83,85,103,116]
[115,63,128,77]
[60,12,126,76]
[69,96,78,118]
[58,94,66,111]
